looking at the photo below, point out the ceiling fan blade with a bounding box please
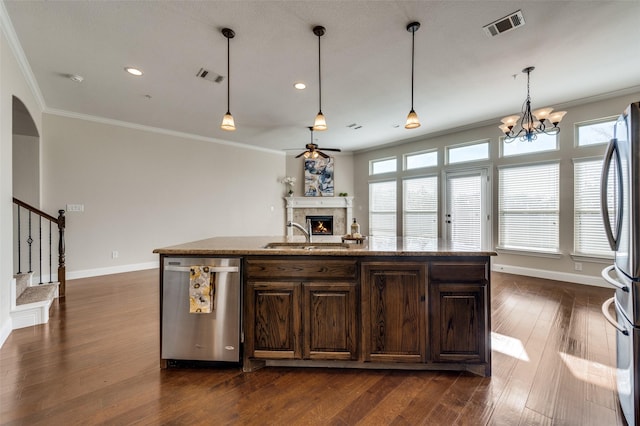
[295,152,306,158]
[320,148,341,152]
[318,150,329,158]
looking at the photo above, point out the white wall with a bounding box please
[41,114,287,277]
[12,134,38,205]
[0,26,44,345]
[353,91,640,284]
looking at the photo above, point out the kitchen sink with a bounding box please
[263,242,352,250]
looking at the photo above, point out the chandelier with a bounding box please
[499,66,566,142]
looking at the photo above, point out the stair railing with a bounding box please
[12,198,66,297]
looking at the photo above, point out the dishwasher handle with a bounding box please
[601,297,629,335]
[164,265,239,273]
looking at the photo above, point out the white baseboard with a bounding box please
[67,261,157,280]
[492,263,609,288]
[0,317,12,348]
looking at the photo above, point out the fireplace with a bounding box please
[306,215,333,235]
[285,196,353,238]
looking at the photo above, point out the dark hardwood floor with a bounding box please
[0,269,625,425]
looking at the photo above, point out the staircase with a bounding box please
[12,198,66,329]
[11,272,59,329]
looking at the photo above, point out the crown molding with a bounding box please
[45,108,284,155]
[0,1,46,111]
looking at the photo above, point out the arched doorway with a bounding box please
[12,95,40,206]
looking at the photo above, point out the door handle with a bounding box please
[601,138,623,251]
[601,265,629,292]
[601,297,628,335]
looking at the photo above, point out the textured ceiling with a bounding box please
[3,1,640,154]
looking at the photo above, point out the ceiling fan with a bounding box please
[295,127,341,159]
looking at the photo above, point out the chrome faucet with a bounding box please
[287,219,313,243]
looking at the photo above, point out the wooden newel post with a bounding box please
[57,209,66,298]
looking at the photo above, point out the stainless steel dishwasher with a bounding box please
[161,257,241,363]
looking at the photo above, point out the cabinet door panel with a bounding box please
[431,282,487,363]
[303,282,357,360]
[362,263,427,363]
[247,281,301,359]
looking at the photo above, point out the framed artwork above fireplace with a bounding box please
[304,157,334,197]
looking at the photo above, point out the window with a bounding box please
[370,157,396,175]
[498,162,560,253]
[574,159,614,257]
[502,133,557,157]
[403,176,438,237]
[576,118,616,147]
[447,141,489,164]
[404,150,437,170]
[369,181,396,236]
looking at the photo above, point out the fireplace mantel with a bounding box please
[285,196,353,237]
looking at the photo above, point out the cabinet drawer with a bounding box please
[430,262,488,282]
[246,259,357,279]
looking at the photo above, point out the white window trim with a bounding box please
[497,160,561,254]
[574,115,617,148]
[403,148,438,171]
[402,174,439,238]
[445,139,490,165]
[499,133,559,158]
[369,156,397,176]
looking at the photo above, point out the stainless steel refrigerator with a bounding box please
[601,101,640,426]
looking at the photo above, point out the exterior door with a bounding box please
[444,168,491,250]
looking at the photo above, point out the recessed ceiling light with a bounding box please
[125,67,143,76]
[294,82,306,90]
[69,74,84,83]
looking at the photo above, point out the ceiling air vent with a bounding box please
[483,10,525,37]
[196,68,224,83]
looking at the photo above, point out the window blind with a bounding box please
[369,181,396,236]
[499,162,559,252]
[447,174,482,249]
[403,176,438,237]
[574,159,614,256]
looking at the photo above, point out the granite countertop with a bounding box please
[153,236,497,257]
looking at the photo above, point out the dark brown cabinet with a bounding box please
[243,256,491,376]
[245,281,301,359]
[244,258,357,362]
[429,261,490,375]
[303,282,357,360]
[361,262,427,363]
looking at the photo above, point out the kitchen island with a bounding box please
[154,236,497,377]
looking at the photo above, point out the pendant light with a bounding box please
[312,25,327,131]
[220,28,236,131]
[405,21,421,129]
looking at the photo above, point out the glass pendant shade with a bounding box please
[405,109,421,129]
[532,107,554,121]
[221,111,235,131]
[500,115,520,126]
[549,110,567,125]
[313,111,327,131]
